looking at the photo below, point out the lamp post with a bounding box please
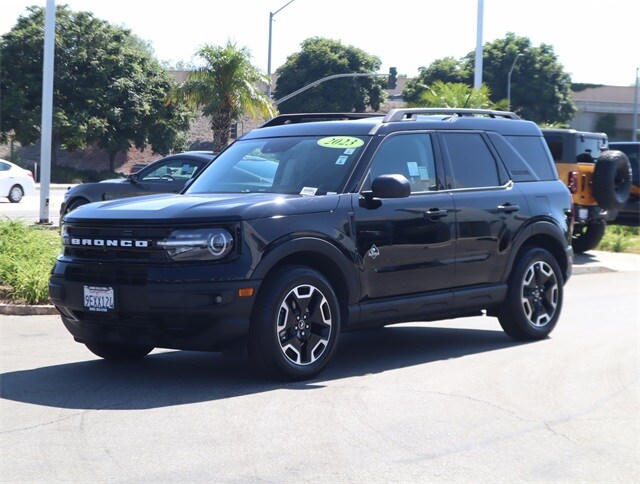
[507,53,524,111]
[267,0,295,98]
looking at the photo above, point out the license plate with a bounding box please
[579,208,588,220]
[83,286,115,312]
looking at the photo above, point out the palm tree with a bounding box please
[408,81,508,110]
[170,41,276,152]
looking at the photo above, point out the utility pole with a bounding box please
[38,0,55,225]
[474,0,484,89]
[267,0,295,98]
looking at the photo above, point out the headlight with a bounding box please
[157,228,234,261]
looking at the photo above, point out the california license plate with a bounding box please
[83,286,115,312]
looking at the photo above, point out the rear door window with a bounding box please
[440,132,500,188]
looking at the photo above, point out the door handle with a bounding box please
[425,208,448,219]
[497,203,520,213]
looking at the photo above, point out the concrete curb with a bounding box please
[0,303,58,316]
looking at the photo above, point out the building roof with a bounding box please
[573,86,637,104]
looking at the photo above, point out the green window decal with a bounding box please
[317,136,364,149]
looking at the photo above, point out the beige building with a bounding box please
[570,86,639,141]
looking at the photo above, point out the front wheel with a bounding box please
[498,247,563,340]
[248,266,341,380]
[85,342,154,360]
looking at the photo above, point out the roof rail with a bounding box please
[261,112,382,127]
[383,108,521,123]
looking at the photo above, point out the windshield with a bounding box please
[187,135,369,196]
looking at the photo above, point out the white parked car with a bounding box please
[0,159,36,203]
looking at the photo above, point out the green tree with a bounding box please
[408,81,506,110]
[402,33,576,124]
[0,5,193,170]
[170,42,275,152]
[403,57,469,105]
[274,37,385,114]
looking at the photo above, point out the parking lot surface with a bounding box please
[1,269,638,482]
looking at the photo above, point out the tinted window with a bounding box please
[441,133,500,188]
[0,162,10,171]
[367,133,437,193]
[504,135,557,180]
[140,159,203,182]
[188,135,369,195]
[543,133,563,162]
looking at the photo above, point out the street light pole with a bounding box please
[267,0,295,98]
[507,53,524,111]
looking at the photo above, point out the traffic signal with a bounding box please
[230,123,238,139]
[387,67,397,89]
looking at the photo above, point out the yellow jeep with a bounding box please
[542,129,632,253]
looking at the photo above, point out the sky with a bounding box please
[1,0,639,87]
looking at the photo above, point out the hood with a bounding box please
[63,192,341,224]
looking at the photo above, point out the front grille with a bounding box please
[63,223,173,263]
[66,266,147,285]
[64,247,168,261]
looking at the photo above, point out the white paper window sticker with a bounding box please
[418,166,429,180]
[344,148,356,155]
[336,155,348,165]
[300,187,318,196]
[407,162,420,177]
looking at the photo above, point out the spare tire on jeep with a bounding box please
[592,150,632,211]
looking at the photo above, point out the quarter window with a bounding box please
[442,133,500,188]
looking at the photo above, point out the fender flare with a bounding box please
[503,220,571,281]
[250,236,361,305]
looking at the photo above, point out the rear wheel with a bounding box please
[572,221,606,253]
[499,247,563,340]
[8,185,23,203]
[85,342,154,360]
[248,266,341,380]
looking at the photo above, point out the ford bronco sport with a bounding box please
[542,129,632,252]
[50,108,574,380]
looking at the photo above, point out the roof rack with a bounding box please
[383,108,521,123]
[261,112,382,127]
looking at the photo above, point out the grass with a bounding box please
[598,224,640,253]
[0,219,61,305]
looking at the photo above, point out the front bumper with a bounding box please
[49,265,261,351]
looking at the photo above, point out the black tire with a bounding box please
[498,247,563,340]
[8,185,23,203]
[85,342,154,360]
[592,150,632,211]
[248,265,341,380]
[572,221,606,253]
[65,197,89,214]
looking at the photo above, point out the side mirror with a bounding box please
[372,174,411,198]
[360,174,410,209]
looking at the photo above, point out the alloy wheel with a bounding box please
[276,284,332,366]
[521,260,559,327]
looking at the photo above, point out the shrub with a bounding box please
[0,220,61,304]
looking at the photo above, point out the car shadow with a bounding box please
[0,324,528,410]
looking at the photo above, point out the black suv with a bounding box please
[49,109,574,380]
